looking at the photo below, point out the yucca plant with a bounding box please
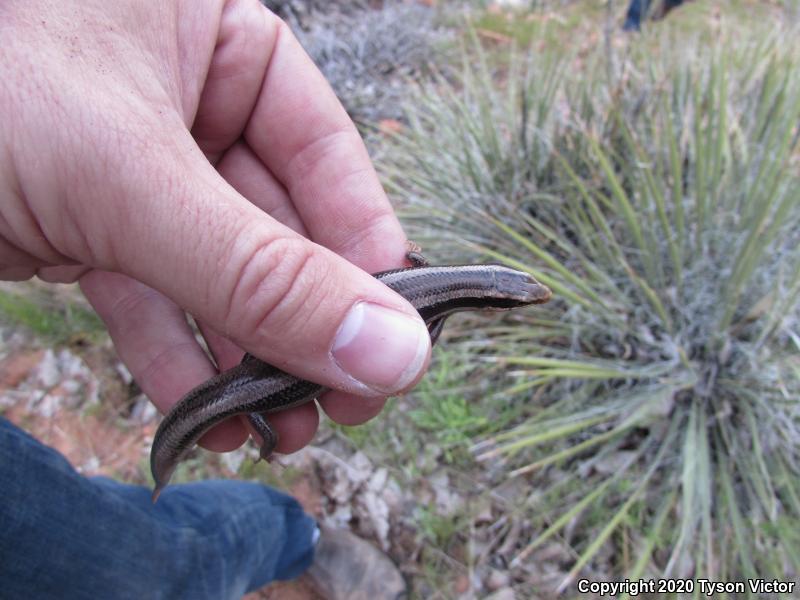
[381,32,800,594]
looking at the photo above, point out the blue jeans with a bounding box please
[623,0,651,30]
[0,417,317,599]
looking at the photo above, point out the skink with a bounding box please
[150,252,552,499]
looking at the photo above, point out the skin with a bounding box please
[0,0,431,454]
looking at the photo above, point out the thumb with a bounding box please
[80,136,431,396]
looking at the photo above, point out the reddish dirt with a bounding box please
[0,349,44,389]
[5,401,155,482]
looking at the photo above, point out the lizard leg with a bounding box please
[427,316,447,345]
[246,412,278,461]
[405,241,429,267]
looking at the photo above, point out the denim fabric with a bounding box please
[624,0,686,30]
[623,0,651,30]
[0,417,316,600]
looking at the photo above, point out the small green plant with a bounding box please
[382,30,800,593]
[0,288,105,344]
[416,504,465,549]
[408,351,491,463]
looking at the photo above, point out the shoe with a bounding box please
[622,18,641,31]
[303,526,407,600]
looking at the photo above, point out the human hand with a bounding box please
[0,0,431,453]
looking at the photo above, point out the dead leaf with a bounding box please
[378,119,404,135]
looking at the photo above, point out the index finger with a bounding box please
[244,17,407,272]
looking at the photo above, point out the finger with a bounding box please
[251,401,319,455]
[0,234,51,272]
[192,0,272,164]
[61,125,430,398]
[79,269,248,452]
[37,264,90,283]
[8,0,431,400]
[0,267,36,281]
[243,16,408,272]
[0,162,74,267]
[195,320,246,371]
[186,2,408,434]
[318,391,386,426]
[215,141,306,236]
[82,272,323,453]
[0,234,46,280]
[198,319,386,431]
[204,91,394,434]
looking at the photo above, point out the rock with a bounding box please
[485,588,515,600]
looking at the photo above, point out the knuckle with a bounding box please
[333,211,396,257]
[0,266,36,281]
[35,265,90,284]
[286,128,356,186]
[107,285,164,337]
[222,0,275,61]
[225,236,324,341]
[137,341,201,396]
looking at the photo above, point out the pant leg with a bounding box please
[623,0,651,30]
[0,417,316,600]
